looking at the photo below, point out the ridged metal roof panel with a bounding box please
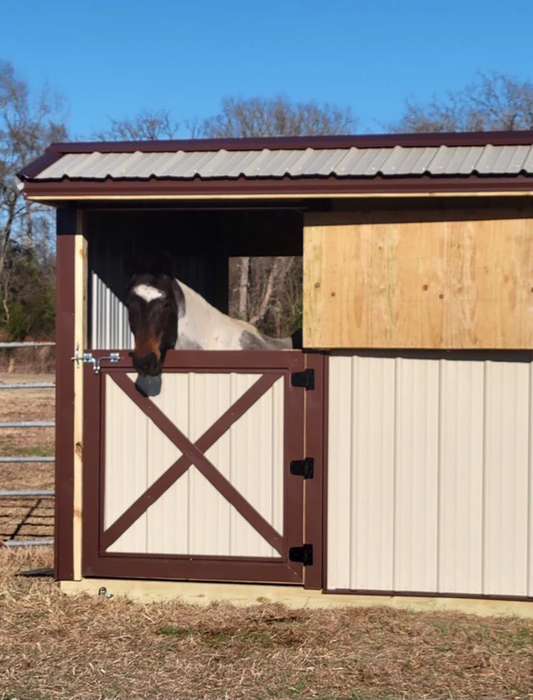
[395,147,438,175]
[207,150,256,177]
[336,148,399,176]
[35,144,533,181]
[293,148,339,175]
[490,145,532,174]
[447,146,484,174]
[522,146,533,172]
[236,149,275,176]
[39,152,84,178]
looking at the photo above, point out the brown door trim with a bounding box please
[83,352,309,585]
[302,352,327,590]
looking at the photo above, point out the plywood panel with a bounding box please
[73,223,87,580]
[304,211,533,349]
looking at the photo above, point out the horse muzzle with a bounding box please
[130,351,162,377]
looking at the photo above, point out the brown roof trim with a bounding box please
[19,150,63,179]
[23,129,533,161]
[21,173,533,200]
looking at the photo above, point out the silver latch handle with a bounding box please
[71,344,121,374]
[90,353,121,374]
[70,342,82,369]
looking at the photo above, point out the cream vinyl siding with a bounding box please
[104,372,284,557]
[327,353,533,597]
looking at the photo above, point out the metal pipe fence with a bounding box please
[0,342,55,548]
[0,421,55,428]
[4,540,54,548]
[0,456,55,463]
[0,342,55,348]
[1,383,55,390]
[0,490,54,497]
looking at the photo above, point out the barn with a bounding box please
[18,131,533,614]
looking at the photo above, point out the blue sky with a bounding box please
[2,0,533,139]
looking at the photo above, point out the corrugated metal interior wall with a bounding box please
[327,352,533,598]
[89,226,133,349]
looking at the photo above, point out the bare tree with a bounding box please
[389,72,533,133]
[94,109,180,141]
[0,61,67,334]
[197,95,355,138]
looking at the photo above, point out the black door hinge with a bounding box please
[290,457,314,479]
[291,369,314,390]
[289,544,313,566]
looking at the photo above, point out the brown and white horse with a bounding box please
[127,272,297,378]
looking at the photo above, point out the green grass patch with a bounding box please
[0,441,53,457]
[158,625,193,640]
[205,625,301,649]
[507,625,533,649]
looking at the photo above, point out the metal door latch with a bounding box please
[71,343,120,374]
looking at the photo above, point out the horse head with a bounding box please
[126,272,181,377]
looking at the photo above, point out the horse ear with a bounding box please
[153,251,175,278]
[124,253,138,279]
[124,250,158,277]
[124,250,174,278]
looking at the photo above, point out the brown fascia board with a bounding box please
[42,130,533,152]
[16,129,533,180]
[17,150,64,179]
[20,173,533,200]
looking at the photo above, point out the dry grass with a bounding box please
[1,548,533,700]
[0,346,55,374]
[0,373,54,542]
[0,496,54,542]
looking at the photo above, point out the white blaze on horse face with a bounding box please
[132,284,165,303]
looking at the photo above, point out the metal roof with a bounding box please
[30,144,533,181]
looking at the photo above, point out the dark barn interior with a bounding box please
[86,207,304,349]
